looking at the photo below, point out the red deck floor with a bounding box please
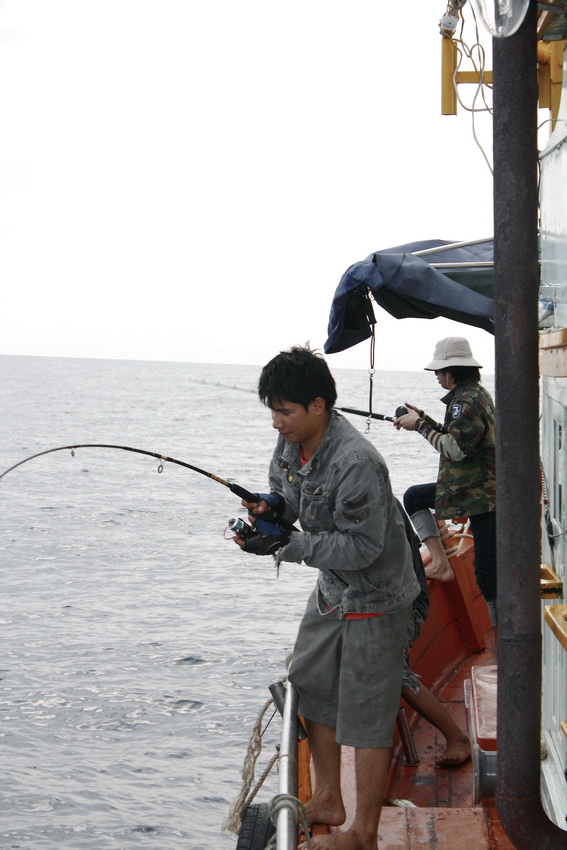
[331,629,518,848]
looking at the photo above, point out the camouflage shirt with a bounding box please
[414,380,496,520]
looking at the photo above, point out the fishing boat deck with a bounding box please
[390,628,497,807]
[332,628,516,849]
[294,526,518,848]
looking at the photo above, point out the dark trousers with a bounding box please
[403,483,497,603]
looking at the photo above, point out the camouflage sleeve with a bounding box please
[415,417,466,460]
[415,397,486,460]
[422,412,443,430]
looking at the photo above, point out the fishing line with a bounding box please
[187,375,400,423]
[261,707,278,737]
[187,376,256,395]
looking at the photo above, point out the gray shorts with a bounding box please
[288,589,412,748]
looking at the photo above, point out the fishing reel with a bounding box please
[226,515,291,556]
[226,515,288,539]
[226,517,256,541]
[395,406,408,417]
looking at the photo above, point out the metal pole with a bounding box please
[430,262,493,268]
[412,236,493,255]
[276,682,300,850]
[493,2,567,846]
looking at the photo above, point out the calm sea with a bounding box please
[0,355,494,848]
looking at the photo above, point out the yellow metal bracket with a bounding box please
[539,329,567,377]
[441,37,458,115]
[441,35,492,116]
[441,34,565,123]
[537,40,565,128]
[541,564,564,598]
[544,604,567,652]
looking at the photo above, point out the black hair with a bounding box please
[258,345,337,411]
[445,365,481,384]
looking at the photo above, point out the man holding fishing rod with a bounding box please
[234,345,420,850]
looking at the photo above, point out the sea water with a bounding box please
[0,355,494,848]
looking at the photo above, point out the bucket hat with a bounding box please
[424,337,483,371]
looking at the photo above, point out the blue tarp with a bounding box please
[324,239,494,354]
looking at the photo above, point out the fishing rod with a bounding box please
[0,443,263,508]
[338,405,407,422]
[1,443,298,537]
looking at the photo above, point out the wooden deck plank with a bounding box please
[377,807,493,849]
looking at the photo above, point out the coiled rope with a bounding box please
[442,520,473,559]
[222,695,280,834]
[265,793,311,849]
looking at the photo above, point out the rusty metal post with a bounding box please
[493,2,567,846]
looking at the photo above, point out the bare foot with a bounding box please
[304,796,346,828]
[300,831,372,850]
[436,736,471,767]
[424,558,454,582]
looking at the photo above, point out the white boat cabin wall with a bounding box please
[538,37,567,829]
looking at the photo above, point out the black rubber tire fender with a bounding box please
[235,802,275,850]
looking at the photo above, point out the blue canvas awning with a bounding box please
[324,238,494,354]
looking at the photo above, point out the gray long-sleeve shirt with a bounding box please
[271,410,420,616]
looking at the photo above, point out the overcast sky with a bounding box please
[0,0,500,372]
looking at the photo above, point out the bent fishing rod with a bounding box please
[0,443,297,530]
[0,443,261,494]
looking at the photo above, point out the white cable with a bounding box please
[446,4,494,175]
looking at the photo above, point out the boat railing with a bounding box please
[273,680,300,850]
